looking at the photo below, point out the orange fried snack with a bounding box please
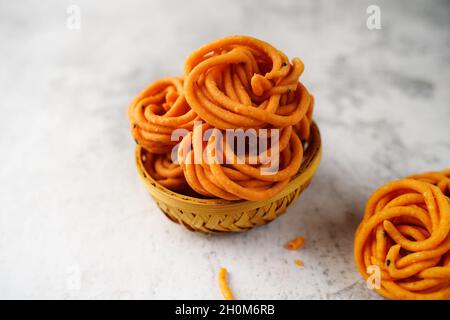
[183,35,314,134]
[293,96,314,141]
[140,148,187,191]
[218,267,235,300]
[354,177,450,300]
[177,122,303,201]
[286,236,305,250]
[408,169,450,197]
[130,36,316,199]
[129,77,197,154]
[294,259,305,268]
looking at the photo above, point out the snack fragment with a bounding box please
[218,267,235,300]
[286,236,305,250]
[294,259,305,268]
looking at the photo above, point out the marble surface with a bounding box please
[0,0,449,299]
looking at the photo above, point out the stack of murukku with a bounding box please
[128,35,315,201]
[354,169,450,300]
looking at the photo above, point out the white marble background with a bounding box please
[0,0,449,299]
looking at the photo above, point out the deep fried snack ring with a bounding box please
[354,178,450,300]
[184,35,314,130]
[409,169,450,197]
[141,148,187,191]
[129,77,197,153]
[178,122,303,201]
[293,96,314,141]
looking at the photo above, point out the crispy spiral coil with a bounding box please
[141,148,187,191]
[184,35,314,131]
[293,96,314,141]
[409,169,450,197]
[354,178,450,300]
[177,122,303,201]
[129,77,197,154]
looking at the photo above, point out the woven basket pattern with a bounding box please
[155,180,310,233]
[135,122,322,234]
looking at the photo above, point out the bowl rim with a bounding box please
[135,121,322,212]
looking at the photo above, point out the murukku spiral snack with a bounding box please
[177,122,303,201]
[140,148,187,192]
[354,175,450,300]
[129,76,197,154]
[408,169,450,197]
[293,96,314,141]
[129,36,316,199]
[183,36,314,131]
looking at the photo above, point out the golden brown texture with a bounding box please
[129,77,197,154]
[354,175,450,300]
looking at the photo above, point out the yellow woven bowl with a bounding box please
[135,122,322,234]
